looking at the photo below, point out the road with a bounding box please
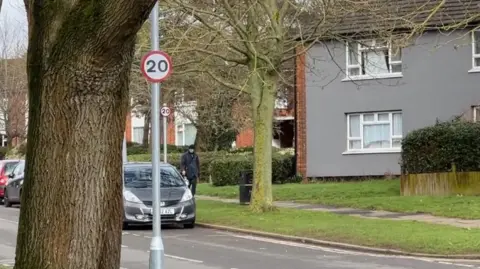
[0,206,478,269]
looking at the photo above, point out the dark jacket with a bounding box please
[181,152,200,179]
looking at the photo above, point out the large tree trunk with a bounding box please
[15,1,156,269]
[249,71,276,213]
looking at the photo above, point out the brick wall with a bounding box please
[236,128,254,147]
[295,45,307,180]
[125,111,132,142]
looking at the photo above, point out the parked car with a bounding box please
[123,162,195,229]
[3,160,25,207]
[0,160,21,203]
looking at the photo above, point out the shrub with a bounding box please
[0,147,8,159]
[209,153,296,186]
[401,121,480,174]
[126,143,188,155]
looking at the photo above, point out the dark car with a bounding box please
[0,160,21,203]
[123,162,196,229]
[3,160,25,207]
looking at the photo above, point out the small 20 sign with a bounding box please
[141,51,172,83]
[161,107,171,117]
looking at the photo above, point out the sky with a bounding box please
[0,0,28,58]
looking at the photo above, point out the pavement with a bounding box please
[0,205,479,269]
[196,195,480,229]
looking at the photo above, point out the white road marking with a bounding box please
[0,217,18,224]
[132,234,141,237]
[164,254,203,263]
[121,245,128,248]
[216,230,480,266]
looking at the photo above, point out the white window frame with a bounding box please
[344,40,403,81]
[471,30,480,71]
[175,124,185,146]
[345,111,403,154]
[473,106,480,122]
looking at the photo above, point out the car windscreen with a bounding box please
[4,162,19,174]
[124,165,185,188]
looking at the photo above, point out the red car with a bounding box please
[0,160,21,202]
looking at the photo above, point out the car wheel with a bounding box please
[3,191,11,208]
[184,220,195,229]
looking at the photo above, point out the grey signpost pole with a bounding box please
[163,103,168,163]
[149,2,165,269]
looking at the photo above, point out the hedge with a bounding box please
[126,142,188,155]
[209,153,297,186]
[401,121,480,174]
[128,151,297,185]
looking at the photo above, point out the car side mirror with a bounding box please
[8,173,14,179]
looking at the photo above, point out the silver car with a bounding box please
[123,162,196,229]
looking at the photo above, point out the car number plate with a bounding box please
[160,208,175,215]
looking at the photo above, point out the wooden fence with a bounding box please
[400,166,480,196]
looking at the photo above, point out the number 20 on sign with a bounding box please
[140,50,173,83]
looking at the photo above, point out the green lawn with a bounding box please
[197,180,480,219]
[196,200,480,255]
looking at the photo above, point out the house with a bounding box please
[125,101,193,146]
[294,0,480,178]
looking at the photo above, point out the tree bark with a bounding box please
[249,70,276,213]
[142,111,151,146]
[15,1,156,269]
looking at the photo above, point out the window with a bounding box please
[346,40,402,78]
[132,127,144,144]
[124,165,186,188]
[473,106,480,122]
[473,31,480,69]
[1,135,7,147]
[175,124,197,146]
[347,112,403,153]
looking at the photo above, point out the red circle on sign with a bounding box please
[140,50,173,83]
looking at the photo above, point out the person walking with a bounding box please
[181,144,200,196]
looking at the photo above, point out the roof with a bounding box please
[302,0,480,38]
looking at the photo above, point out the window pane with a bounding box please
[132,127,143,144]
[363,49,389,75]
[391,47,402,61]
[475,31,480,54]
[475,107,480,122]
[348,115,360,137]
[392,138,402,148]
[184,124,197,146]
[475,57,480,67]
[392,113,402,136]
[363,114,374,122]
[378,113,389,121]
[349,140,361,149]
[348,43,359,65]
[363,124,390,149]
[348,67,360,76]
[391,63,402,73]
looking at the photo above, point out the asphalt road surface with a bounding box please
[0,205,479,269]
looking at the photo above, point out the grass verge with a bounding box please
[197,180,480,219]
[196,200,480,255]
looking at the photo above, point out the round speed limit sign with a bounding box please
[160,106,171,117]
[141,50,173,83]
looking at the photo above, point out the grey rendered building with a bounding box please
[295,0,480,178]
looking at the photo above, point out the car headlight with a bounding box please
[123,190,142,204]
[19,180,23,185]
[180,188,193,202]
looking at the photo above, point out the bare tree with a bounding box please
[0,20,28,147]
[161,0,343,212]
[14,1,157,269]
